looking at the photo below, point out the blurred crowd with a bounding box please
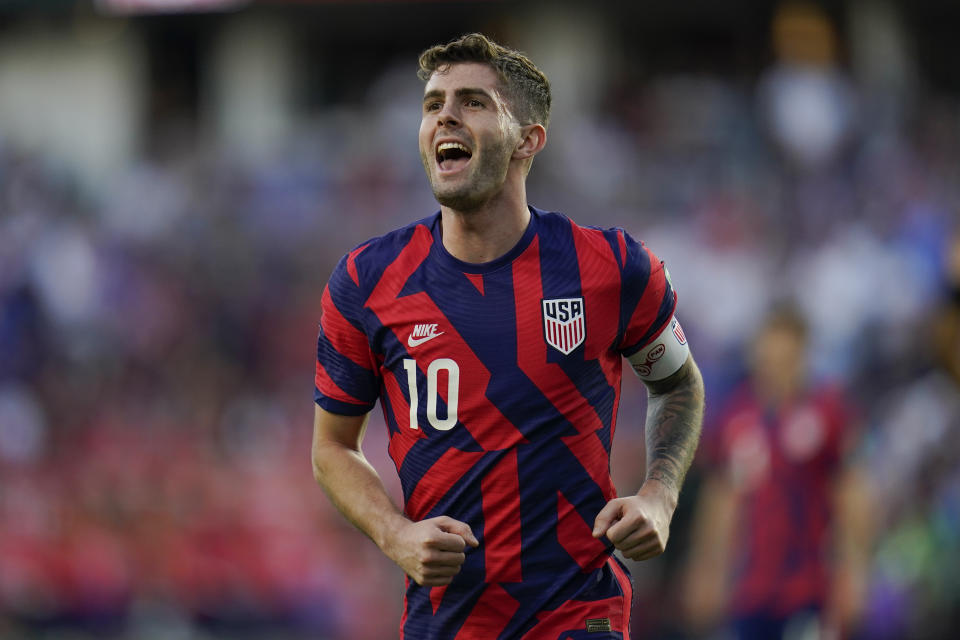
[1,4,960,640]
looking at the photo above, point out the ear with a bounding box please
[512,123,547,161]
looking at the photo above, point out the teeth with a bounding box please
[437,142,470,154]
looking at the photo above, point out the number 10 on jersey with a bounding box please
[402,358,460,431]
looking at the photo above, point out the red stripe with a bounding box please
[453,584,519,640]
[619,245,674,351]
[616,229,627,265]
[571,223,622,387]
[383,368,425,470]
[367,225,526,452]
[430,585,447,615]
[321,286,374,371]
[464,272,484,295]
[556,491,608,571]
[528,593,625,637]
[571,224,624,438]
[346,242,369,287]
[513,238,605,437]
[314,359,366,406]
[608,556,633,632]
[514,238,615,499]
[367,226,433,310]
[480,450,522,583]
[561,430,616,501]
[405,447,484,521]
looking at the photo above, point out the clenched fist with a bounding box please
[384,515,479,586]
[592,482,677,562]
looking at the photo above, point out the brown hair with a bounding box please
[418,33,551,128]
[761,301,809,343]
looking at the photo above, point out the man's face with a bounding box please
[419,63,522,212]
[752,325,807,401]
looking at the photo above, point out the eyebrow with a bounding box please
[423,87,495,103]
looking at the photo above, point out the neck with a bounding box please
[439,179,530,264]
[753,378,801,410]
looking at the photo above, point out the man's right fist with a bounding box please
[385,515,479,586]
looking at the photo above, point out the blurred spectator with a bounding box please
[0,4,958,638]
[861,232,960,639]
[758,1,859,250]
[759,2,856,173]
[682,304,872,640]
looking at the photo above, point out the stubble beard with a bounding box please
[423,140,513,213]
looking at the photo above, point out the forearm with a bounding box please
[312,429,407,551]
[828,462,873,630]
[642,355,705,502]
[312,407,477,586]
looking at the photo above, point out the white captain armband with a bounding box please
[627,316,690,382]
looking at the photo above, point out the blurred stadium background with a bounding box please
[0,0,958,638]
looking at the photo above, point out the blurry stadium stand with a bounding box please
[0,1,959,638]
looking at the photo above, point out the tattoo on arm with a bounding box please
[644,356,705,493]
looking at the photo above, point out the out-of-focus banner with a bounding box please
[96,0,250,14]
[94,0,483,12]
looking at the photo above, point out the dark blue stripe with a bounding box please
[427,261,582,443]
[346,217,433,312]
[312,392,371,416]
[325,273,366,337]
[639,286,676,350]
[316,330,379,406]
[605,228,625,270]
[402,568,485,640]
[377,378,402,441]
[615,231,653,352]
[489,440,612,636]
[537,214,617,449]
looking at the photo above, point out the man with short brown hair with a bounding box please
[312,33,704,638]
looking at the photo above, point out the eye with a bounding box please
[466,99,484,108]
[425,102,442,112]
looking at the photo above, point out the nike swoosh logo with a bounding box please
[407,332,444,347]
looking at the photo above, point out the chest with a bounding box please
[367,263,620,377]
[723,403,838,491]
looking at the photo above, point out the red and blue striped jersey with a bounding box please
[706,384,855,620]
[314,207,676,639]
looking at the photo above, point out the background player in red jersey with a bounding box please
[682,304,871,640]
[312,33,705,638]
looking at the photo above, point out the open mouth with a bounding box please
[436,141,472,173]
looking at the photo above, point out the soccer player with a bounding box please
[682,304,870,640]
[312,33,705,639]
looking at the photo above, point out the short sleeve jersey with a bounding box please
[706,384,854,619]
[315,207,677,639]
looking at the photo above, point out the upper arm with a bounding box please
[312,404,371,455]
[615,232,693,386]
[616,231,677,356]
[644,353,702,396]
[315,253,380,415]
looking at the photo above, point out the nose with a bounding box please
[436,103,460,128]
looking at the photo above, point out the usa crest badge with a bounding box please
[542,297,585,355]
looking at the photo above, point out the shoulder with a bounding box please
[532,206,631,263]
[809,382,859,430]
[331,213,439,287]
